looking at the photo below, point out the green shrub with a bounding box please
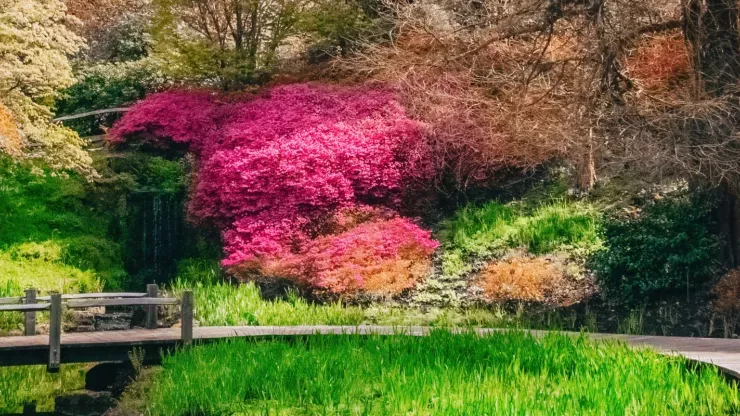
[0,242,102,295]
[439,201,517,257]
[590,192,720,304]
[0,242,103,332]
[0,156,128,293]
[145,332,739,415]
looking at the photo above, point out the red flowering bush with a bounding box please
[260,216,438,296]
[111,83,438,294]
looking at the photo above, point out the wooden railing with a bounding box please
[0,284,193,371]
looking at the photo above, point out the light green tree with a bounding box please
[0,0,95,177]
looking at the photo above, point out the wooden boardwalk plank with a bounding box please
[3,326,740,378]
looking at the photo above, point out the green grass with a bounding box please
[0,156,105,248]
[438,200,601,276]
[0,365,89,413]
[143,331,739,415]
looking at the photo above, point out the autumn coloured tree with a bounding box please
[111,83,438,295]
[0,104,21,156]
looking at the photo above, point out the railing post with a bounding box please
[146,284,159,329]
[47,293,62,372]
[24,288,36,336]
[181,290,193,345]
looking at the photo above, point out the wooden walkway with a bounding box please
[2,325,740,378]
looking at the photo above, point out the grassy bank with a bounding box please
[141,331,738,415]
[167,261,577,329]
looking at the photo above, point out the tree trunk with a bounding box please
[684,0,740,268]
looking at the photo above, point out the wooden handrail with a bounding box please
[0,297,24,305]
[53,107,130,122]
[0,303,50,312]
[0,292,147,304]
[37,292,147,301]
[66,298,178,308]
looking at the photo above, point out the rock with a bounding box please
[54,390,118,416]
[95,313,133,331]
[67,307,111,332]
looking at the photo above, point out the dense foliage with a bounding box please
[438,200,600,279]
[111,84,436,295]
[590,193,720,304]
[145,332,739,415]
[150,0,302,88]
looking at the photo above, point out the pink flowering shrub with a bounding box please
[111,83,439,295]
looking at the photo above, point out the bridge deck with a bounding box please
[2,326,740,378]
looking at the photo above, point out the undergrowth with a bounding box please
[438,200,600,277]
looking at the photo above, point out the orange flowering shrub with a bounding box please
[478,257,563,302]
[625,33,690,92]
[712,269,740,317]
[0,104,22,156]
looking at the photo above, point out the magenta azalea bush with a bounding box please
[110,83,438,295]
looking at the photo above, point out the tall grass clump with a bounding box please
[0,365,88,413]
[145,331,739,415]
[514,201,600,254]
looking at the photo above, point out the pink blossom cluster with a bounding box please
[110,83,439,293]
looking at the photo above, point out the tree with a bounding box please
[0,0,94,176]
[151,0,304,89]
